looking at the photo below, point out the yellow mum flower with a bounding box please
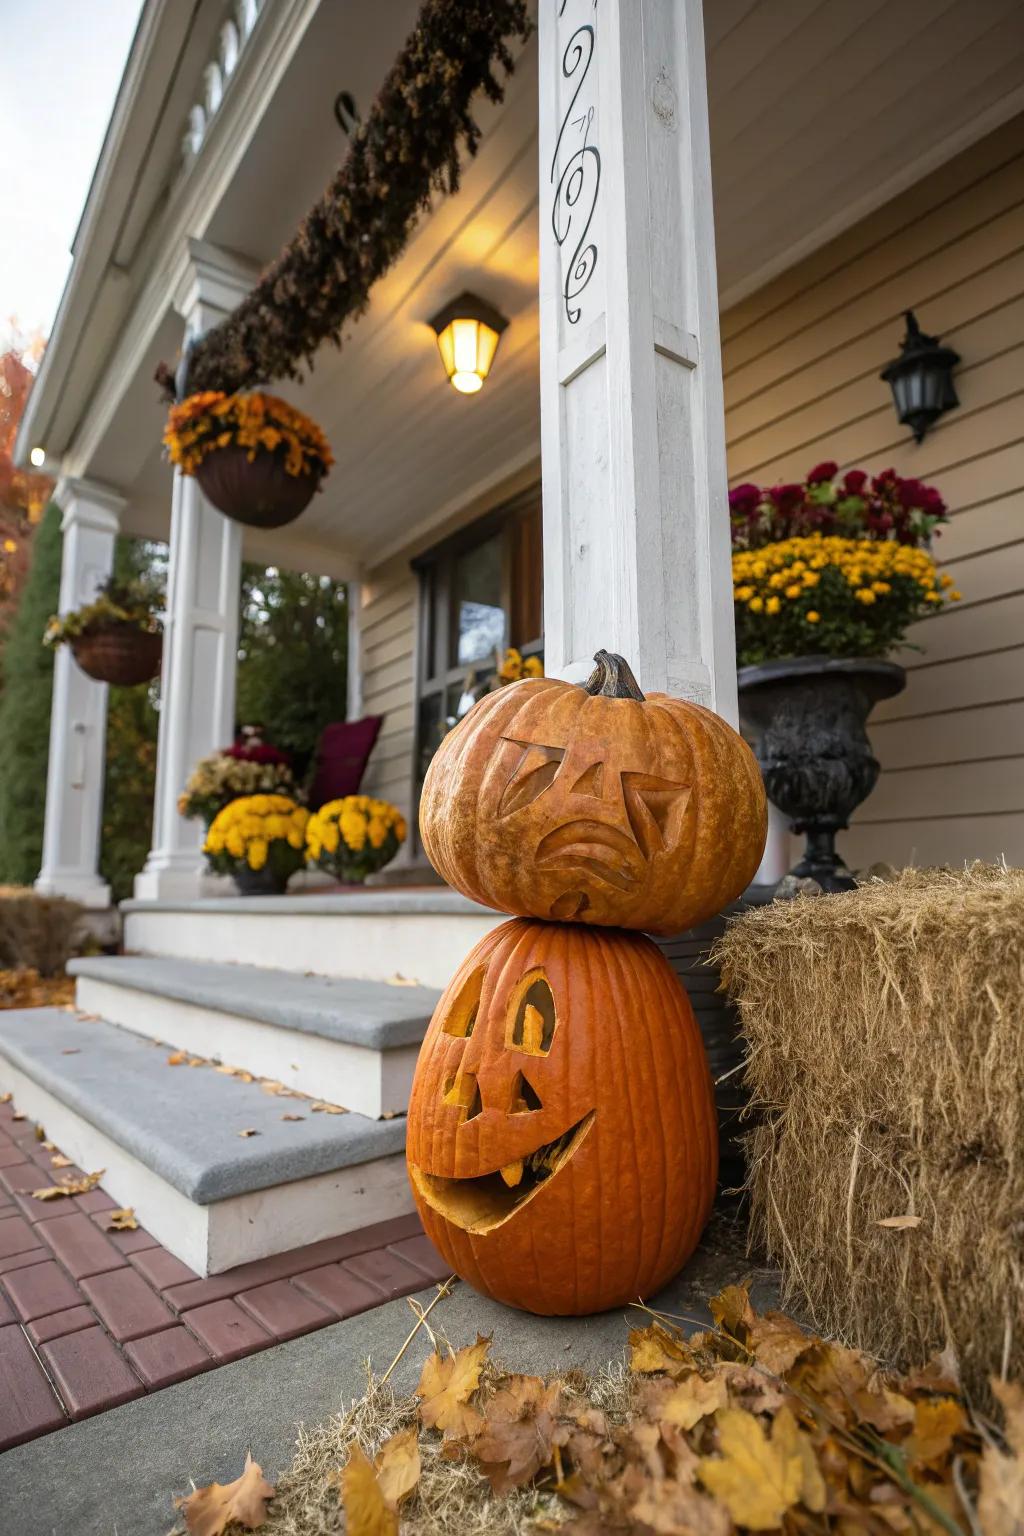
[805,611,821,623]
[765,596,781,615]
[735,586,754,601]
[855,589,876,605]
[247,838,268,871]
[322,823,340,855]
[749,597,764,613]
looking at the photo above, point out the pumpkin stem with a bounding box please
[583,650,646,701]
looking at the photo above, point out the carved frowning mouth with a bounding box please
[535,821,644,891]
[409,1111,595,1234]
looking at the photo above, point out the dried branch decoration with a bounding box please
[157,0,531,400]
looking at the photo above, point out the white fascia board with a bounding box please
[14,0,195,468]
[62,0,323,483]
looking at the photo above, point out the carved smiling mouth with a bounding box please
[409,1111,595,1234]
[535,821,643,891]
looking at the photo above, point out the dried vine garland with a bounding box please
[157,0,531,400]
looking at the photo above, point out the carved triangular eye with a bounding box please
[442,967,483,1038]
[497,740,565,818]
[508,971,557,1055]
[622,772,690,856]
[510,1070,543,1113]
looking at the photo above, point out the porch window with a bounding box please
[414,489,542,791]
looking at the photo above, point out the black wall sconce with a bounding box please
[880,311,959,443]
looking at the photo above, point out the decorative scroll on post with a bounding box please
[549,11,600,326]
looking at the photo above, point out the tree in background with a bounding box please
[0,499,61,884]
[0,329,53,641]
[236,566,348,781]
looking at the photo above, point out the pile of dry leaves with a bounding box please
[0,966,74,1009]
[171,1283,1022,1535]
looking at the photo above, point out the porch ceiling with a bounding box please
[45,0,1024,570]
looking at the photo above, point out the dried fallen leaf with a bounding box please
[31,1169,104,1201]
[0,1092,11,1103]
[237,1128,259,1138]
[417,1335,491,1439]
[281,1113,304,1122]
[698,1406,805,1529]
[747,1310,816,1375]
[260,1080,285,1095]
[472,1376,567,1493]
[50,1153,72,1168]
[188,1056,207,1068]
[34,1123,45,1141]
[628,1321,697,1378]
[310,1101,348,1115]
[877,1213,923,1229]
[106,1207,139,1231]
[903,1396,967,1466]
[167,1051,187,1066]
[651,1371,729,1432]
[41,1139,55,1150]
[11,1111,26,1121]
[174,1452,275,1535]
[374,1426,420,1507]
[980,1378,1024,1536]
[339,1444,397,1536]
[386,973,419,987]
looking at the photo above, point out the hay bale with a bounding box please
[713,863,1024,1399]
[0,886,85,976]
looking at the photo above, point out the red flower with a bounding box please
[807,460,838,483]
[842,469,868,495]
[769,483,805,515]
[729,483,762,517]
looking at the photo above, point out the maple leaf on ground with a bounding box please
[709,1283,756,1347]
[698,1405,809,1529]
[335,1444,398,1536]
[638,1372,728,1433]
[106,1208,139,1231]
[747,1310,817,1376]
[471,1375,568,1494]
[174,1452,275,1536]
[903,1397,968,1468]
[628,1321,697,1378]
[373,1426,420,1508]
[980,1379,1024,1536]
[31,1169,105,1201]
[629,1476,731,1536]
[417,1335,491,1439]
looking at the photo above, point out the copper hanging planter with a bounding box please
[71,625,163,687]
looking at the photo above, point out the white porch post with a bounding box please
[539,0,737,723]
[134,240,256,900]
[36,478,124,907]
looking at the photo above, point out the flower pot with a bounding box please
[71,625,162,687]
[738,656,905,891]
[196,445,321,529]
[232,864,292,897]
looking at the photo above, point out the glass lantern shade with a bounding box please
[881,311,959,443]
[429,293,508,395]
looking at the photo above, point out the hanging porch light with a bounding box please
[429,292,508,395]
[880,311,960,443]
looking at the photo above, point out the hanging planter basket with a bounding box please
[195,445,322,530]
[71,624,162,687]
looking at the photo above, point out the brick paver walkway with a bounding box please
[0,1098,446,1451]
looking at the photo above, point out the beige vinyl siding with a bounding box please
[721,112,1024,870]
[357,556,418,858]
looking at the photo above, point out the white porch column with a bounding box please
[539,0,738,723]
[135,240,256,900]
[36,478,124,907]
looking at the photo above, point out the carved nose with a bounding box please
[509,1070,543,1114]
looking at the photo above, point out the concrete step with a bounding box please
[69,955,440,1120]
[121,889,504,989]
[0,1009,413,1277]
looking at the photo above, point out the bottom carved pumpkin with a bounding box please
[406,917,718,1315]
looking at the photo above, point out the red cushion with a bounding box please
[307,717,383,809]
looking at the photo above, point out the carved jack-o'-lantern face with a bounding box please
[407,918,718,1315]
[419,652,767,935]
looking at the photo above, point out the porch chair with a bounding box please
[306,715,383,809]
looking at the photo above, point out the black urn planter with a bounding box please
[232,864,292,897]
[738,656,905,892]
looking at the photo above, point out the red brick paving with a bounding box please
[0,1096,448,1450]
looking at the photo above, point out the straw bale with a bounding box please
[712,863,1024,1399]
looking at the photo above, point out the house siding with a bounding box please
[721,112,1024,870]
[357,558,419,854]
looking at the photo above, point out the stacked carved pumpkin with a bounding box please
[407,651,767,1315]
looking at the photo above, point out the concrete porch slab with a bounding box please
[0,1208,777,1536]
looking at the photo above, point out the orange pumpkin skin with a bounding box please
[419,652,767,936]
[406,918,718,1315]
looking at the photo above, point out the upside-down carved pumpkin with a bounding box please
[407,917,718,1315]
[419,650,767,936]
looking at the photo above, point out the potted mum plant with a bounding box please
[306,796,407,885]
[179,741,298,829]
[203,793,309,896]
[732,463,961,890]
[43,575,163,686]
[163,391,333,529]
